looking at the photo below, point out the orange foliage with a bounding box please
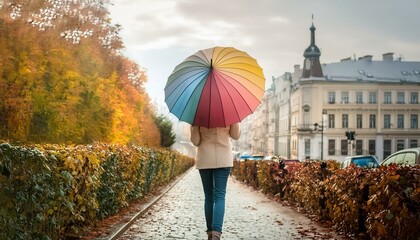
[0,1,161,147]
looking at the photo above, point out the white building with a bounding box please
[239,21,420,162]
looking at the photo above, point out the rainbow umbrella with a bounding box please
[165,46,265,128]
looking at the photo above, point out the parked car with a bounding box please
[239,155,252,161]
[239,155,264,161]
[341,155,379,169]
[380,147,420,166]
[250,155,265,160]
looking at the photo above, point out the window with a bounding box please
[369,140,375,155]
[389,152,410,165]
[341,139,348,155]
[397,92,405,104]
[342,114,348,128]
[357,114,363,128]
[411,114,418,129]
[328,139,335,155]
[328,92,335,104]
[383,140,392,159]
[411,92,419,104]
[404,153,417,165]
[341,91,349,103]
[396,154,407,165]
[397,114,404,129]
[369,92,377,103]
[356,140,363,155]
[369,114,376,128]
[305,139,310,159]
[410,139,418,148]
[384,92,392,104]
[384,114,391,128]
[356,92,363,104]
[328,114,335,128]
[397,139,405,151]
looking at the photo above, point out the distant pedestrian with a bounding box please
[190,123,241,240]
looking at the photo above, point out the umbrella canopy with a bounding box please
[165,46,265,128]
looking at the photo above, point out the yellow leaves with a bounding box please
[1,19,158,146]
[65,156,77,171]
[88,153,101,166]
[20,66,32,75]
[47,208,54,215]
[76,194,83,203]
[63,151,103,177]
[63,70,80,82]
[1,142,194,239]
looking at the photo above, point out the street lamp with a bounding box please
[314,109,327,160]
[321,109,327,160]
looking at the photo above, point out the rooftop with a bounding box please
[321,54,420,83]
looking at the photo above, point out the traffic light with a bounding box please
[345,131,356,140]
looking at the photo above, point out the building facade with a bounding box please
[238,22,420,162]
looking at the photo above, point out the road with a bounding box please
[116,168,347,240]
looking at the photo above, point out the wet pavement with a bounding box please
[117,169,347,240]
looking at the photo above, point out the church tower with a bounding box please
[302,17,323,78]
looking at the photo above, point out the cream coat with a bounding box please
[190,123,241,169]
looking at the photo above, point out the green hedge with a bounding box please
[232,160,420,239]
[0,143,194,239]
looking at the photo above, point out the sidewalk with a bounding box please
[117,169,347,240]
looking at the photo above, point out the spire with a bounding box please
[310,15,316,46]
[302,15,323,78]
[304,15,321,59]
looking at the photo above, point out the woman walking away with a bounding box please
[190,123,241,240]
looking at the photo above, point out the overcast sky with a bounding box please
[109,0,420,112]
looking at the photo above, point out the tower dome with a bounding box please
[303,23,321,59]
[301,17,323,78]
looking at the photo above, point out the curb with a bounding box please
[96,167,194,240]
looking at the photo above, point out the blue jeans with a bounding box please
[199,167,231,233]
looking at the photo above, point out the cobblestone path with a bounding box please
[118,169,347,240]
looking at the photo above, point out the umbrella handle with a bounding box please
[210,58,213,68]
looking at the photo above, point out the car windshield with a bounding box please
[352,158,377,167]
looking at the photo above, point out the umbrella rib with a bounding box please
[165,63,208,92]
[214,72,234,126]
[177,72,208,122]
[217,71,253,117]
[167,71,209,115]
[164,69,208,101]
[215,57,265,92]
[207,73,212,128]
[212,47,225,65]
[219,67,265,92]
[213,73,226,127]
[175,72,209,118]
[214,49,253,66]
[213,47,243,66]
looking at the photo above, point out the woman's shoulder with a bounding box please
[199,126,230,134]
